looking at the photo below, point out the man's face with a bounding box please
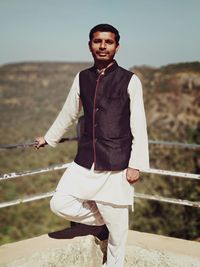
[89,31,119,63]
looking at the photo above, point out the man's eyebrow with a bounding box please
[105,39,114,42]
[93,38,114,42]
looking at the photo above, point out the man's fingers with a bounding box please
[34,138,46,149]
[127,176,140,184]
[126,168,140,184]
[34,140,40,149]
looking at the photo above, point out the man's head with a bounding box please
[89,24,120,45]
[88,24,120,65]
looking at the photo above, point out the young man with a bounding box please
[36,24,149,267]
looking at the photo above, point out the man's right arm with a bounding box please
[35,73,81,149]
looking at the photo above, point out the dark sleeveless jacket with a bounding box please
[74,61,133,171]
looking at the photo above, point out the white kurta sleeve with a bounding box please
[128,74,150,171]
[44,73,81,147]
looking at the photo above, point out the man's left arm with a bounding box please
[127,74,150,184]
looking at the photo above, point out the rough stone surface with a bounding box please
[0,236,102,267]
[125,245,200,267]
[0,231,200,267]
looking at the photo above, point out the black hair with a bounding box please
[89,24,120,45]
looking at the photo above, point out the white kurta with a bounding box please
[44,72,149,206]
[55,161,134,206]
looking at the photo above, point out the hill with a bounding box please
[0,62,91,142]
[0,61,199,244]
[131,62,200,142]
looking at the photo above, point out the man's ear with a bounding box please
[88,41,92,52]
[116,44,120,53]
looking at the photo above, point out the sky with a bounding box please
[0,0,199,68]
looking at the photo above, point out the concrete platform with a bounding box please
[0,230,200,267]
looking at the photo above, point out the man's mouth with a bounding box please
[97,52,108,57]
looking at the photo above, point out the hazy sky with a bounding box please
[0,0,199,68]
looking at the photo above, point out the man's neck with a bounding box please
[95,60,115,73]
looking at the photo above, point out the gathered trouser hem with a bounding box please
[50,191,129,267]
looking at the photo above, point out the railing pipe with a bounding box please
[0,139,199,150]
[1,164,199,181]
[1,190,200,209]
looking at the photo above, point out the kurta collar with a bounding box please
[92,61,118,76]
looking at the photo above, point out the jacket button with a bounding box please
[94,123,98,127]
[95,108,99,112]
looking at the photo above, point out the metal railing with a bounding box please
[0,139,200,209]
[0,139,200,150]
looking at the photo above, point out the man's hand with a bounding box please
[35,136,47,149]
[126,167,140,184]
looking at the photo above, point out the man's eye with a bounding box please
[93,39,101,43]
[106,40,114,44]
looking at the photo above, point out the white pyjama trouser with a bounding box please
[50,191,129,267]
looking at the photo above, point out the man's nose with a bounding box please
[99,41,106,50]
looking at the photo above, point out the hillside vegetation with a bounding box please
[0,61,199,244]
